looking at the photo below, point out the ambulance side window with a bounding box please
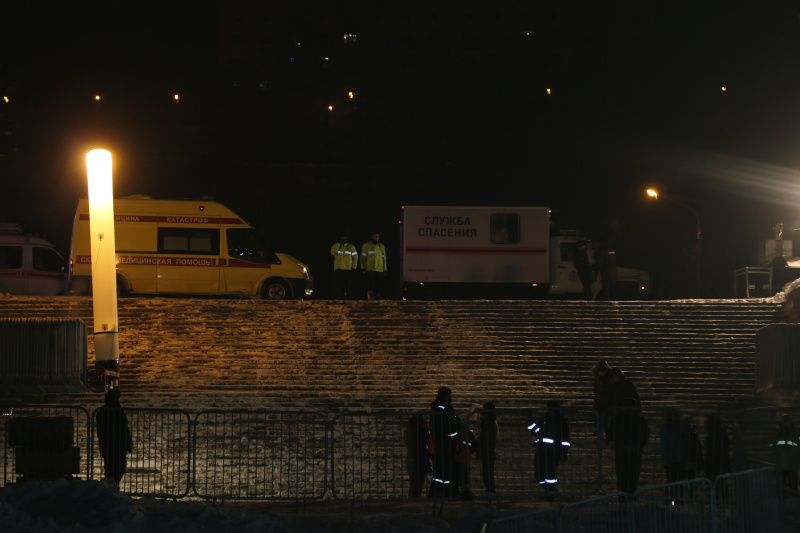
[32,247,66,273]
[0,246,22,269]
[490,213,520,244]
[158,228,220,254]
[226,228,280,264]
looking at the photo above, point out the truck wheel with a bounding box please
[261,279,289,300]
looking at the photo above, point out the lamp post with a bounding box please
[647,188,702,298]
[87,149,120,380]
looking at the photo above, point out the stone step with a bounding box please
[0,296,785,420]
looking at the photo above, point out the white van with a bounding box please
[0,223,69,295]
[69,197,314,300]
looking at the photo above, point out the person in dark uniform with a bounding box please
[528,400,571,500]
[427,387,462,498]
[573,239,595,300]
[597,242,618,301]
[95,388,133,485]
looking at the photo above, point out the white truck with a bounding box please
[400,206,649,300]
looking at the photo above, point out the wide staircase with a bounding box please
[0,296,786,414]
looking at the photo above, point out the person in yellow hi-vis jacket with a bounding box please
[330,234,359,299]
[360,231,387,300]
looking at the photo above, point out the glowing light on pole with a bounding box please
[647,188,703,297]
[86,149,119,365]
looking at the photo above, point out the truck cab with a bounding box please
[549,231,650,299]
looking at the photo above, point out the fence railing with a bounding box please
[192,410,328,501]
[0,404,779,509]
[483,467,782,533]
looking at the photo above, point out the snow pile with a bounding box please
[0,478,487,533]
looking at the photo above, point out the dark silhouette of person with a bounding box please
[573,239,595,300]
[705,415,730,482]
[597,242,618,301]
[529,400,571,500]
[681,416,705,483]
[610,367,641,409]
[608,399,649,494]
[660,412,685,504]
[592,359,614,424]
[95,388,132,485]
[405,413,430,498]
[771,414,800,498]
[478,402,499,493]
[427,387,462,498]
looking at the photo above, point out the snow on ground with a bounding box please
[0,478,496,533]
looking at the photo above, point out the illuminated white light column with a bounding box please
[86,149,119,364]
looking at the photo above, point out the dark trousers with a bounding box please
[535,446,561,493]
[103,453,127,485]
[407,459,428,499]
[429,448,459,498]
[333,269,353,299]
[615,446,643,494]
[481,450,496,492]
[365,271,385,300]
[577,270,593,300]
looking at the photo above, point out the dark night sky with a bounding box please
[3,1,800,299]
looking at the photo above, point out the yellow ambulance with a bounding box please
[69,196,313,299]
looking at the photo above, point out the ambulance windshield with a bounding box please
[226,229,280,264]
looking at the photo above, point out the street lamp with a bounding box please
[646,188,702,298]
[87,149,119,372]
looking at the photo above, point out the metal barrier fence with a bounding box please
[0,319,88,394]
[1,405,92,484]
[0,403,772,514]
[330,411,422,501]
[633,478,713,532]
[713,467,782,533]
[192,410,328,501]
[483,468,782,533]
[480,507,559,533]
[559,491,630,533]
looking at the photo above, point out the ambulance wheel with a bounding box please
[261,279,289,300]
[116,277,128,297]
